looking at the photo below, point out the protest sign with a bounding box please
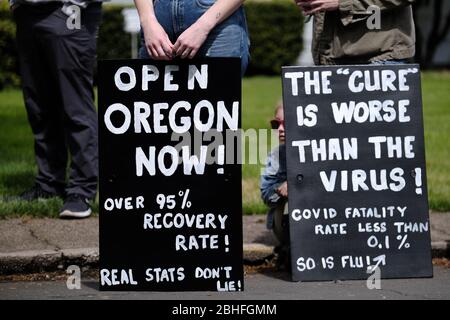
[282,65,433,281]
[98,58,243,291]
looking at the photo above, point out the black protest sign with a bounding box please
[282,65,433,281]
[98,58,243,291]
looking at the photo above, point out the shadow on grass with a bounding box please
[0,167,99,218]
[0,170,35,195]
[0,197,99,219]
[0,198,62,219]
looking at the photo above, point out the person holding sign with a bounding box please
[293,0,415,65]
[260,102,290,270]
[134,0,250,75]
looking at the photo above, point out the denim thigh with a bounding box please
[186,1,249,75]
[139,0,174,59]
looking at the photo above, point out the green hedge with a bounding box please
[97,4,132,61]
[246,0,304,74]
[0,1,303,88]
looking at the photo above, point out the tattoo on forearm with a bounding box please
[216,12,221,20]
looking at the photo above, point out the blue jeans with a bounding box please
[139,0,250,76]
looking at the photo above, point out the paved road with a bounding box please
[1,266,449,300]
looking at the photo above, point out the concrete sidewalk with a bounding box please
[0,213,449,274]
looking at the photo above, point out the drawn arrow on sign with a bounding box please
[368,254,386,272]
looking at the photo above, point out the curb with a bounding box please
[243,243,274,265]
[431,241,450,259]
[0,245,275,275]
[0,248,99,275]
[0,242,448,275]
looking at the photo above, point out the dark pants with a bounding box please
[14,3,101,199]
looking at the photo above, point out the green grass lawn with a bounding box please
[421,72,450,211]
[1,72,449,217]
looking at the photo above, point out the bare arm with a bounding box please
[174,0,246,59]
[134,0,174,60]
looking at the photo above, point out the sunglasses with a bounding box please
[270,119,285,129]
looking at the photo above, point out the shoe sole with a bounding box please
[59,208,92,219]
